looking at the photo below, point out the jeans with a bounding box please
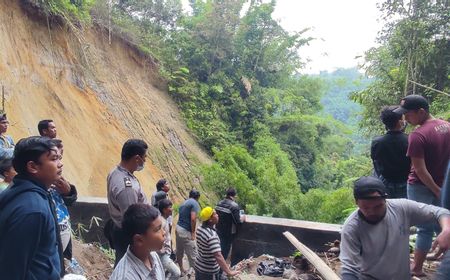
[195,269,220,280]
[408,183,441,252]
[441,161,450,209]
[382,180,407,199]
[175,225,197,268]
[435,250,450,280]
[159,253,181,280]
[111,224,129,267]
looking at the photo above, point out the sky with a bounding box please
[272,0,383,73]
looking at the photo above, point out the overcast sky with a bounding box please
[272,0,383,73]
[181,0,384,74]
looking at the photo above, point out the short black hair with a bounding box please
[189,189,200,199]
[52,138,63,149]
[226,187,236,198]
[156,178,167,191]
[0,158,14,176]
[122,203,160,245]
[37,119,54,136]
[158,199,173,213]
[380,106,402,130]
[121,139,148,161]
[13,136,58,175]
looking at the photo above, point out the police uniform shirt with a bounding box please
[107,165,148,228]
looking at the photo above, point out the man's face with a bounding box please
[43,122,57,139]
[404,109,426,126]
[162,182,170,193]
[163,206,173,217]
[0,119,9,134]
[141,216,165,251]
[31,147,63,187]
[209,211,219,225]
[356,195,387,224]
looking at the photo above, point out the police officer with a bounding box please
[107,139,149,266]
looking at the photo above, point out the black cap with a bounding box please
[393,95,429,114]
[189,189,200,199]
[353,176,387,200]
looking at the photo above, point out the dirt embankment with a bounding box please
[0,0,212,201]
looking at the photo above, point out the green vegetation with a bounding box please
[351,0,450,135]
[39,0,448,224]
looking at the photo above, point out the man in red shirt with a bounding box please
[394,95,450,276]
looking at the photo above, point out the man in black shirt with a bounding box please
[215,188,245,260]
[371,106,411,198]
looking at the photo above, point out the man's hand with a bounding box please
[227,270,240,277]
[432,188,441,200]
[54,177,71,195]
[432,229,450,258]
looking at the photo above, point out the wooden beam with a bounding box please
[283,231,341,280]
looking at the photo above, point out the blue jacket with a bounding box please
[0,175,63,280]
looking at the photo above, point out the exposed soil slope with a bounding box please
[0,0,212,200]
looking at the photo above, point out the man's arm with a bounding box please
[0,213,44,280]
[441,163,450,209]
[190,211,197,240]
[230,204,242,225]
[61,184,78,206]
[214,251,239,276]
[339,226,362,280]
[432,216,450,258]
[411,157,441,198]
[115,187,139,218]
[370,141,382,177]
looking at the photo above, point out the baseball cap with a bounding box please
[393,95,429,114]
[353,176,388,200]
[199,206,214,222]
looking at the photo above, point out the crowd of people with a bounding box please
[0,93,448,280]
[341,95,450,279]
[104,137,245,279]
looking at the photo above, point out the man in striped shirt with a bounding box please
[195,207,239,280]
[110,203,165,280]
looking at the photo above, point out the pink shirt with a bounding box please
[407,119,450,186]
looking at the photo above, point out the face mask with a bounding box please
[136,164,144,172]
[136,156,145,171]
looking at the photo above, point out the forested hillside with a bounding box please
[319,68,368,126]
[11,0,449,224]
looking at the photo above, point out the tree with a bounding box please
[352,0,450,134]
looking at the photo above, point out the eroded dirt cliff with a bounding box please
[0,0,212,201]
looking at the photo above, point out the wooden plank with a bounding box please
[283,231,341,280]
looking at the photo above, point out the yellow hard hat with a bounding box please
[199,206,214,222]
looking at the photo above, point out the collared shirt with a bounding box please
[107,165,148,228]
[158,216,173,255]
[110,247,165,280]
[0,134,14,159]
[340,199,450,280]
